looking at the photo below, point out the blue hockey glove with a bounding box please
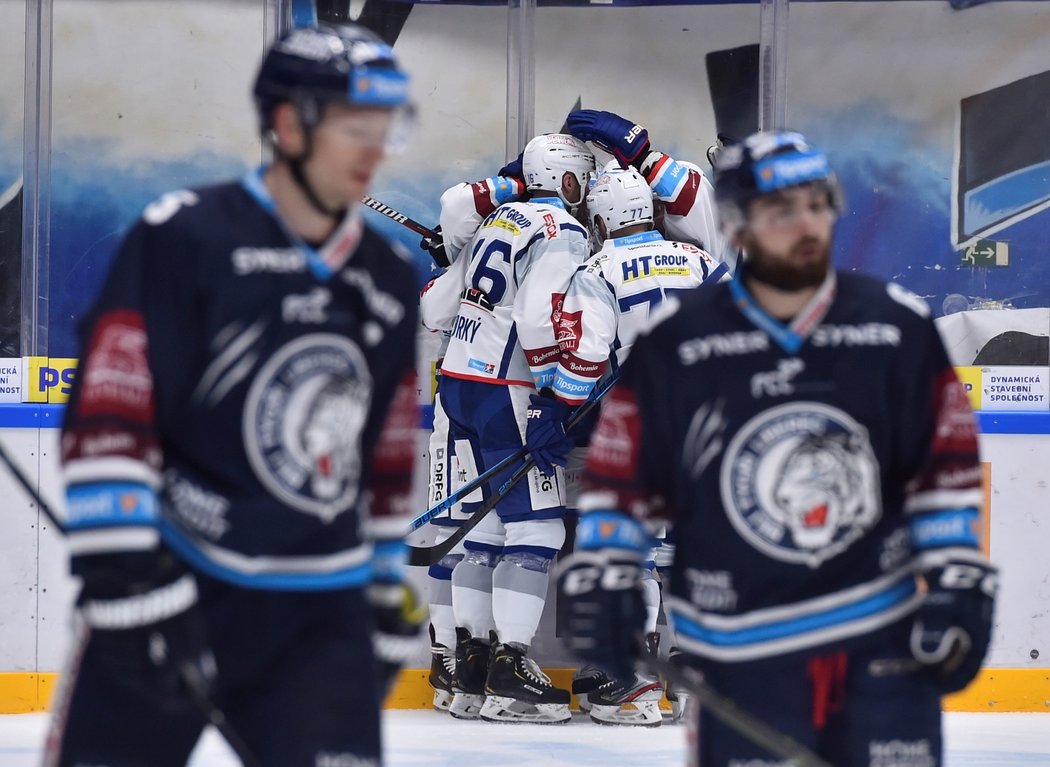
[498,151,525,182]
[419,224,450,268]
[525,389,576,477]
[369,581,428,702]
[78,557,215,710]
[557,549,647,682]
[566,109,650,169]
[910,561,998,694]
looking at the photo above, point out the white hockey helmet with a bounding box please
[521,133,595,208]
[586,165,654,238]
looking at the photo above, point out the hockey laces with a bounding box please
[521,654,553,686]
[441,647,456,675]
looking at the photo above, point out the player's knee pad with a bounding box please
[428,552,463,581]
[498,549,555,574]
[461,547,500,569]
[503,518,565,558]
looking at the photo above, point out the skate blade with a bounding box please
[589,701,663,727]
[577,693,592,714]
[449,693,485,720]
[432,689,454,712]
[479,696,571,724]
[670,695,693,723]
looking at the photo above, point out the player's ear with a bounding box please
[271,102,307,158]
[562,171,581,204]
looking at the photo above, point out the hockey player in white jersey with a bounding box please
[526,165,726,726]
[566,109,737,271]
[436,133,594,723]
[418,158,530,712]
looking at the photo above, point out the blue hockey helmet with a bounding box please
[253,23,412,140]
[713,131,842,234]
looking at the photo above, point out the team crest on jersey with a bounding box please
[243,334,372,523]
[719,402,881,567]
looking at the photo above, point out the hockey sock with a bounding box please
[451,547,497,637]
[428,553,462,648]
[641,568,661,635]
[492,551,553,647]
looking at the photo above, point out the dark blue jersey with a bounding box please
[61,175,419,591]
[581,269,984,661]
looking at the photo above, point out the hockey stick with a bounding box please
[360,195,439,244]
[0,441,263,767]
[641,652,834,767]
[409,448,524,532]
[409,370,618,530]
[407,374,619,567]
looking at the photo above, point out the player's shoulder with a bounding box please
[835,271,934,329]
[122,181,251,264]
[139,180,249,229]
[356,222,419,293]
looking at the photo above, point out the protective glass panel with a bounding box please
[783,1,1050,319]
[43,1,263,359]
[0,1,25,357]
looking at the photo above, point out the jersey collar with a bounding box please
[530,196,567,210]
[610,230,664,248]
[728,267,837,354]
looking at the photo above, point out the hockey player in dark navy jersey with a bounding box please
[557,131,998,765]
[48,23,424,767]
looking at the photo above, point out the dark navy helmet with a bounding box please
[713,131,842,233]
[253,23,411,135]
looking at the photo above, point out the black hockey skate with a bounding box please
[481,642,571,724]
[571,665,612,714]
[663,644,692,723]
[587,673,663,727]
[449,628,491,720]
[428,642,456,712]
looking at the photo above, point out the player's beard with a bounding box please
[744,235,831,291]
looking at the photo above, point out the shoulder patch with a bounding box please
[143,190,198,226]
[886,282,931,319]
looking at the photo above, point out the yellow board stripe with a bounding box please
[2,668,1048,715]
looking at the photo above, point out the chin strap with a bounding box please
[288,155,347,222]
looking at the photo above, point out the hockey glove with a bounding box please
[369,581,428,701]
[525,389,576,477]
[910,561,998,695]
[566,109,650,169]
[77,554,215,710]
[557,550,647,682]
[419,225,450,268]
[498,151,525,183]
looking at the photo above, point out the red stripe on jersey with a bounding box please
[472,180,499,217]
[440,370,533,387]
[642,153,671,186]
[559,352,606,381]
[664,169,701,217]
[906,367,981,498]
[369,370,420,522]
[76,309,156,423]
[582,384,659,520]
[525,345,561,368]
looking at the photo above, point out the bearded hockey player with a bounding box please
[436,133,594,723]
[557,131,997,765]
[48,24,425,766]
[525,164,726,726]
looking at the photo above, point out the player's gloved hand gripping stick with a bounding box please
[0,442,262,767]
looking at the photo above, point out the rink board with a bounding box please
[1,414,1049,713]
[1,668,1048,715]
